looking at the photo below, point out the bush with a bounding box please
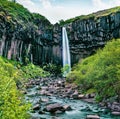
[21,63,50,79]
[68,39,120,101]
[43,63,62,76]
[0,57,30,119]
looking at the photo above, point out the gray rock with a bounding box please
[55,110,63,114]
[71,90,79,99]
[32,104,40,110]
[45,103,64,112]
[86,115,100,119]
[63,105,72,111]
[78,94,85,99]
[111,111,120,116]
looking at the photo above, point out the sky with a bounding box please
[17,0,120,24]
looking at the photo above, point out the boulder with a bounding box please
[45,103,64,113]
[71,90,79,99]
[32,104,40,110]
[111,111,120,116]
[55,110,63,114]
[63,105,72,111]
[90,93,95,98]
[111,102,120,111]
[86,115,100,119]
[38,110,45,114]
[78,94,85,99]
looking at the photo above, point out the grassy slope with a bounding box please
[0,56,30,119]
[0,0,49,23]
[60,6,120,25]
[68,39,120,101]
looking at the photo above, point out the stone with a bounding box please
[71,90,79,99]
[32,104,40,110]
[40,98,49,103]
[38,110,45,114]
[111,111,120,116]
[90,93,95,98]
[39,90,47,95]
[86,115,100,119]
[66,88,74,95]
[63,105,72,111]
[85,94,90,99]
[55,110,63,114]
[82,98,95,103]
[45,103,64,112]
[78,94,85,99]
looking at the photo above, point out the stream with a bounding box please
[25,78,120,119]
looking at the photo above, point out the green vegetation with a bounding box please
[0,57,30,119]
[0,0,49,23]
[60,6,120,25]
[68,39,120,102]
[43,63,62,76]
[21,63,50,79]
[0,56,50,118]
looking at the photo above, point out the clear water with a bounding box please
[62,27,71,77]
[26,86,120,119]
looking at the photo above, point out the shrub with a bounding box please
[68,39,120,101]
[21,63,50,79]
[0,57,30,119]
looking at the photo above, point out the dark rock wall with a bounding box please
[0,7,120,65]
[66,12,120,64]
[0,9,62,65]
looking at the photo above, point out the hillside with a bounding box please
[68,39,120,102]
[0,0,49,23]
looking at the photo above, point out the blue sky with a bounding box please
[17,0,120,24]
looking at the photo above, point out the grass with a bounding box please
[0,0,49,23]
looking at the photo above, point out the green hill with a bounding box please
[0,0,49,23]
[68,39,120,102]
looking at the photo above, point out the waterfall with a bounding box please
[62,27,71,77]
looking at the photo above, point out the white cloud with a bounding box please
[92,0,106,8]
[17,0,40,12]
[39,0,52,9]
[92,0,120,10]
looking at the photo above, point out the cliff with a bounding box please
[63,7,120,64]
[0,0,62,65]
[0,0,120,65]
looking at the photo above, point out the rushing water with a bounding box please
[62,27,71,77]
[26,85,120,119]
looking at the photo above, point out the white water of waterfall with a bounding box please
[62,27,71,77]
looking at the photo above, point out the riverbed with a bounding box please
[25,78,120,119]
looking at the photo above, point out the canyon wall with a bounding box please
[66,12,120,64]
[0,3,120,65]
[0,6,62,65]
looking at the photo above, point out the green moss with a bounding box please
[68,39,120,101]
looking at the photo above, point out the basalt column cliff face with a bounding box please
[0,1,120,65]
[65,9,120,64]
[0,3,62,65]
